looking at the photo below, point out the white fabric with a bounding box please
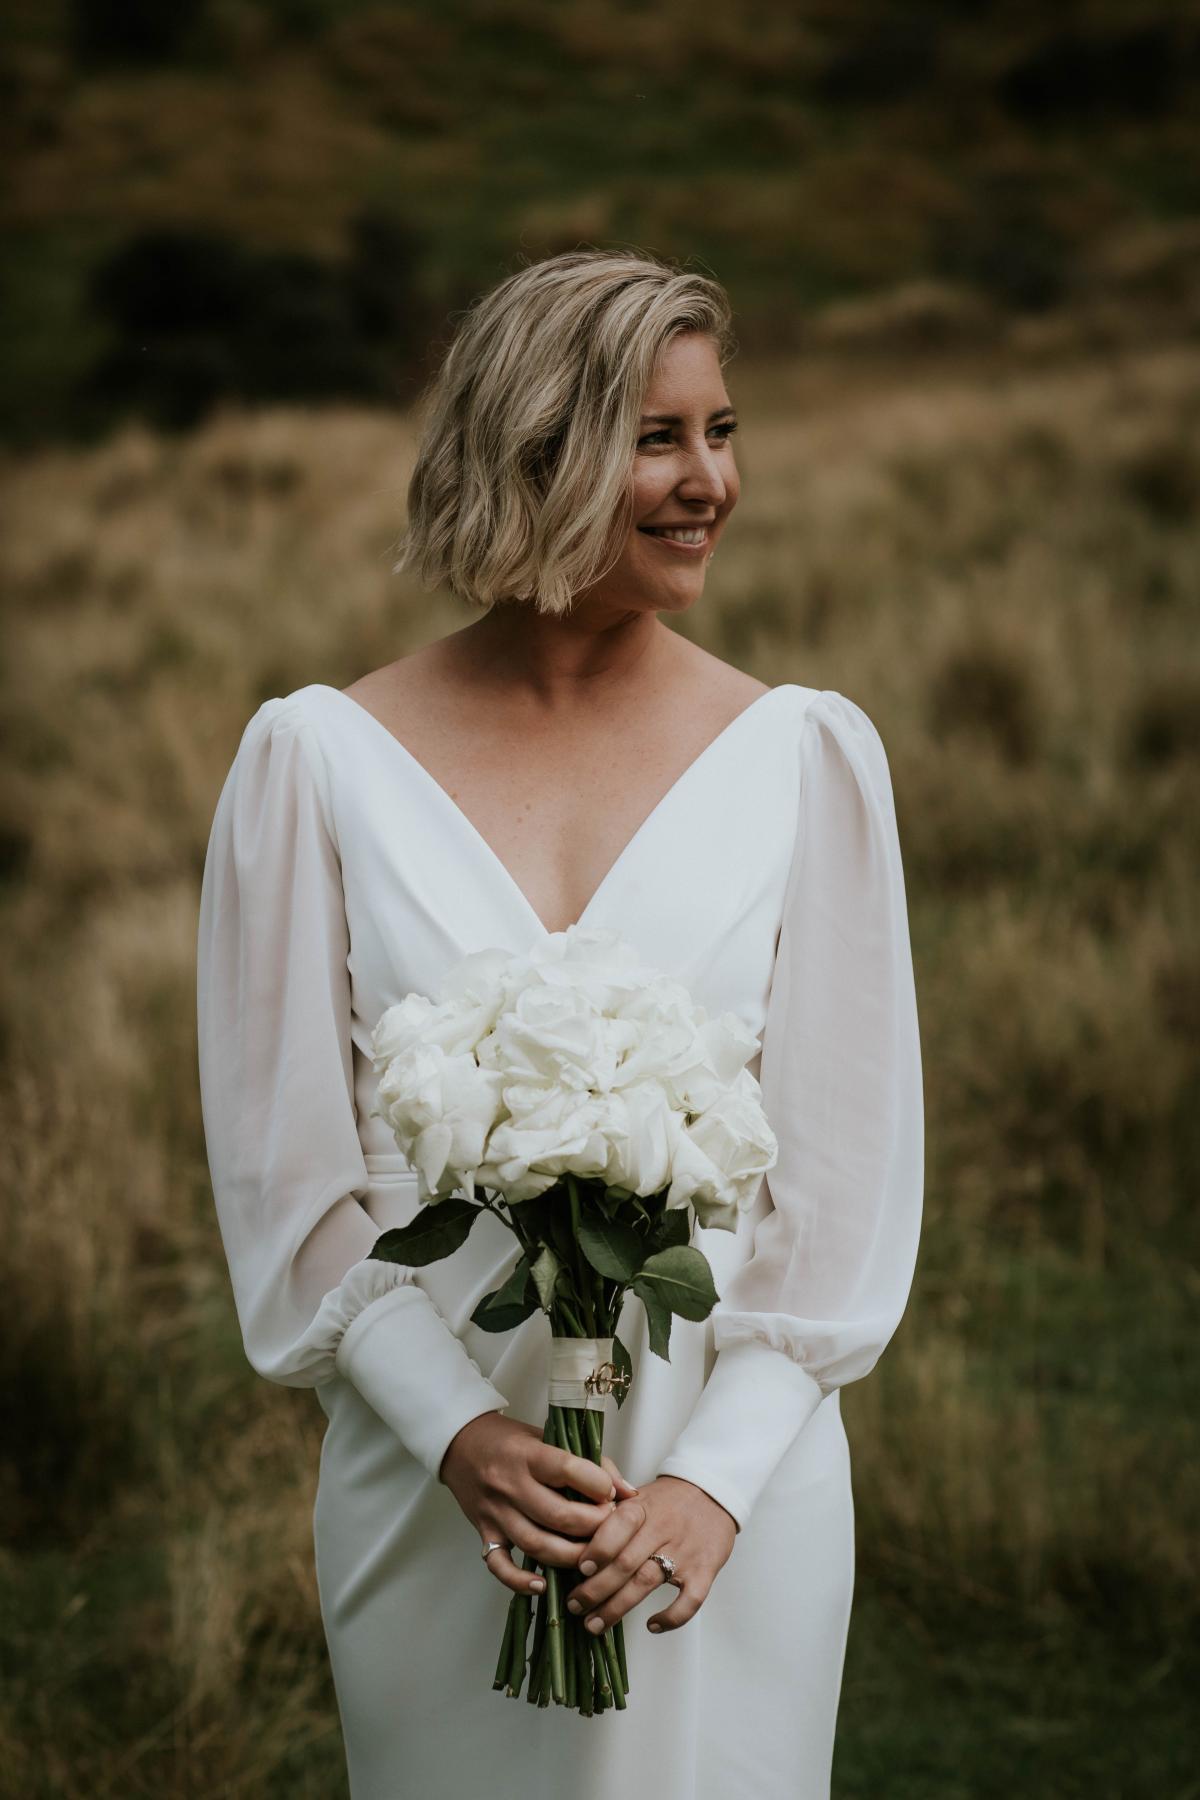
[196,679,924,1799]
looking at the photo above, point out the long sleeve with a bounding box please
[196,697,510,1481]
[657,690,924,1531]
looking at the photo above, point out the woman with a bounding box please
[196,248,924,1799]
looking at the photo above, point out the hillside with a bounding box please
[4,0,1199,439]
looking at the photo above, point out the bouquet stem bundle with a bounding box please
[493,1402,628,1713]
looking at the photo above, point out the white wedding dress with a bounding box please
[196,679,924,1800]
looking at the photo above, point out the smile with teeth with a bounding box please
[639,525,710,550]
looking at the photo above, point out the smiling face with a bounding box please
[576,330,740,619]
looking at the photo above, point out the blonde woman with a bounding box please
[196,248,924,1799]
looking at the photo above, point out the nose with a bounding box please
[675,435,729,509]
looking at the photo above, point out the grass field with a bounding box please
[2,326,1198,1793]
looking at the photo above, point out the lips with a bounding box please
[636,525,712,558]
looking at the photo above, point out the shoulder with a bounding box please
[796,688,900,828]
[666,637,773,711]
[224,686,341,828]
[800,687,889,750]
[338,643,446,723]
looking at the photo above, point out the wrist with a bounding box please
[655,1472,740,1536]
[438,1405,505,1486]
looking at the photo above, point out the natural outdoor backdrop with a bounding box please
[2,2,1198,1795]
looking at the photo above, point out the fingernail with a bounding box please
[585,1616,604,1634]
[608,1487,616,1500]
[531,1579,545,1593]
[566,1597,581,1614]
[648,1621,662,1633]
[579,1560,597,1576]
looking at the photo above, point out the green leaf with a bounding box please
[653,1207,692,1251]
[631,1279,673,1360]
[530,1244,563,1312]
[369,1198,479,1267]
[610,1332,633,1408]
[471,1281,540,1333]
[492,1252,532,1308]
[635,1246,719,1320]
[577,1215,644,1282]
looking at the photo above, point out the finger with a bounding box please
[567,1514,657,1612]
[480,1539,546,1599]
[520,1476,617,1540]
[530,1441,615,1504]
[495,1502,593,1570]
[600,1453,640,1499]
[577,1555,670,1633]
[571,1497,646,1585]
[647,1574,709,1634]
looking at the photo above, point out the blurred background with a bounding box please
[2,1,1198,1794]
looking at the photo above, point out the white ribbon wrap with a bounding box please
[548,1335,617,1411]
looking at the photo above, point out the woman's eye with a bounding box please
[637,423,739,448]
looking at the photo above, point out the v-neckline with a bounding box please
[316,681,796,938]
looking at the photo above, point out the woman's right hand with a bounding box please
[439,1410,639,1598]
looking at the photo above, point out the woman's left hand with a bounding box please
[565,1475,737,1636]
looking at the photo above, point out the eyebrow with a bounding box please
[639,406,738,425]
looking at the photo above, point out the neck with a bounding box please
[444,602,674,711]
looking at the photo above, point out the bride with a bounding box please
[196,247,924,1799]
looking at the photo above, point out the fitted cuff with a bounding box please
[655,1336,826,1533]
[335,1282,510,1481]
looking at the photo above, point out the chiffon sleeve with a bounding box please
[196,697,510,1481]
[656,690,925,1531]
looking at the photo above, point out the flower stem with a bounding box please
[492,1593,515,1690]
[526,1597,549,1705]
[601,1627,627,1710]
[614,1617,629,1691]
[565,1175,598,1335]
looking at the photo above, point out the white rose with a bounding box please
[483,983,636,1092]
[370,1043,504,1202]
[609,981,703,1090]
[524,925,653,1013]
[435,945,511,1007]
[370,992,440,1068]
[371,991,495,1067]
[659,1012,762,1115]
[481,1086,615,1194]
[665,1069,778,1230]
[587,1079,677,1198]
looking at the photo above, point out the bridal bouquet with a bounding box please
[365,925,777,1715]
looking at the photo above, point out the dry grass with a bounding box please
[2,336,1197,1793]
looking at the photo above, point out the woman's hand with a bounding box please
[439,1410,640,1600]
[566,1475,737,1636]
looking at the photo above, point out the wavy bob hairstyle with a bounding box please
[392,248,737,619]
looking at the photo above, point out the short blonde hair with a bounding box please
[393,248,737,618]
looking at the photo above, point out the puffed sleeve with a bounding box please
[196,697,510,1481]
[656,690,924,1531]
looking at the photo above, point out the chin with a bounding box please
[651,585,704,615]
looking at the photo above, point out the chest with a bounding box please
[304,683,808,1032]
[387,730,745,939]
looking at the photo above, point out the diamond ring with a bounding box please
[650,1551,679,1585]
